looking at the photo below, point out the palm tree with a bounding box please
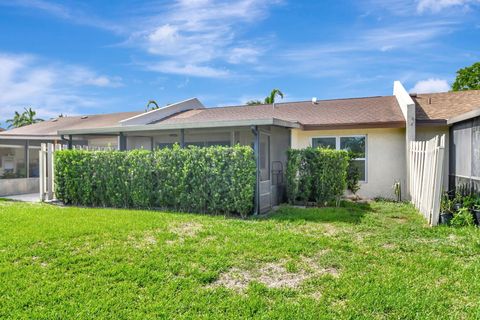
[23,107,43,125]
[146,100,160,111]
[6,108,43,129]
[6,111,26,129]
[245,89,284,106]
[264,89,284,104]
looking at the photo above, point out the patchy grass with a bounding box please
[1,200,480,319]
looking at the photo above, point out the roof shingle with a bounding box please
[413,90,480,122]
[157,96,405,129]
[0,111,142,136]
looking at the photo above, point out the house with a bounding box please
[1,82,479,213]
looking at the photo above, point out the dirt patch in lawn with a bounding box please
[210,251,339,292]
[291,223,339,237]
[128,231,159,249]
[170,222,203,237]
[166,222,203,244]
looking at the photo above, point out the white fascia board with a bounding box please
[0,134,60,140]
[393,81,416,141]
[447,107,480,125]
[119,98,205,126]
[393,81,415,120]
[59,118,301,135]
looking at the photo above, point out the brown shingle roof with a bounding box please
[413,90,480,122]
[0,111,142,136]
[1,96,405,136]
[158,96,405,129]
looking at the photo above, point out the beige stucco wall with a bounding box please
[291,128,407,199]
[416,126,449,190]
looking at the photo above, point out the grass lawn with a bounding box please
[1,200,480,319]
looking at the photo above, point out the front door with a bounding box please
[259,131,271,213]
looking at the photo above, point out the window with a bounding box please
[312,137,336,149]
[312,135,367,181]
[0,145,27,179]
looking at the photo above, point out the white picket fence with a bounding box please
[409,135,446,226]
[39,143,113,201]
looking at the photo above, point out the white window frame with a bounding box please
[311,135,368,183]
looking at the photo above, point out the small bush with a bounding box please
[55,145,256,217]
[450,207,475,227]
[286,147,349,206]
[346,151,361,195]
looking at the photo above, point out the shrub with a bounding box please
[346,151,361,195]
[450,207,475,227]
[55,145,256,217]
[286,147,349,206]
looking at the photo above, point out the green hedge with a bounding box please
[55,145,256,217]
[286,148,349,206]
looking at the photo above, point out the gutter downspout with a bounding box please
[180,129,185,148]
[251,125,260,215]
[60,134,73,150]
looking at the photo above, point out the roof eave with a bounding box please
[447,107,480,125]
[0,134,61,141]
[416,119,448,126]
[59,118,301,135]
[301,121,405,131]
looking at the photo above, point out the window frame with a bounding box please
[311,134,368,183]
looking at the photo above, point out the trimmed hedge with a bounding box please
[55,145,256,217]
[286,148,349,206]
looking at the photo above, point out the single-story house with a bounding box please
[1,81,479,212]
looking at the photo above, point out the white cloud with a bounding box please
[0,53,121,121]
[148,61,229,78]
[66,67,123,87]
[128,0,280,77]
[227,47,262,64]
[417,0,479,13]
[2,0,123,33]
[409,78,450,93]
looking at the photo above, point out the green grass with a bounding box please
[1,200,480,319]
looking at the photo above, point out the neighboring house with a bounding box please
[1,82,479,213]
[446,104,480,193]
[0,111,141,196]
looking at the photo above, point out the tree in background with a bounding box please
[146,100,160,111]
[245,89,284,106]
[452,62,480,91]
[264,88,284,104]
[246,100,263,106]
[6,108,44,129]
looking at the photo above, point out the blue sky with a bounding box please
[0,0,479,123]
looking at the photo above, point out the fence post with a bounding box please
[431,135,445,226]
[47,143,54,201]
[39,143,46,201]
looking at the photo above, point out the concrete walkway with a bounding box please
[1,193,40,202]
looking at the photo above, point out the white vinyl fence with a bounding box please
[39,143,114,201]
[409,135,446,226]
